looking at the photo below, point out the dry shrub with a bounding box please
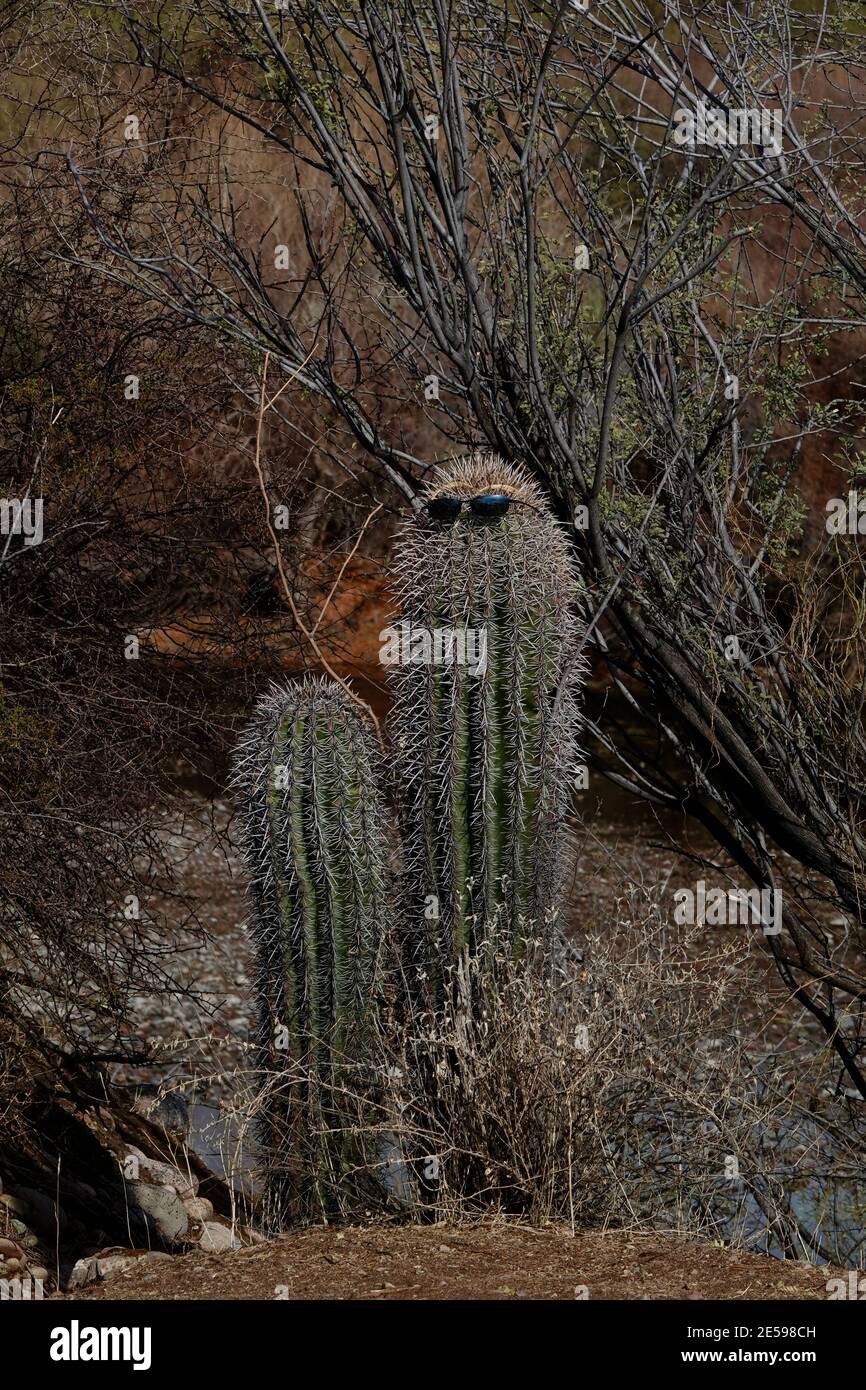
[147,893,865,1261]
[380,894,866,1260]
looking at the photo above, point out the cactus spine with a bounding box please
[390,453,585,1004]
[232,676,391,1226]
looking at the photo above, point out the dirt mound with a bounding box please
[55,1225,839,1302]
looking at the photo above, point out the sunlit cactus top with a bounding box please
[424,452,545,502]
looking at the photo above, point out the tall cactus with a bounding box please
[232,676,391,1227]
[389,452,585,1005]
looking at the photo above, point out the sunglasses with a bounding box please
[425,491,513,522]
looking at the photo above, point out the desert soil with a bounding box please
[56,1225,839,1302]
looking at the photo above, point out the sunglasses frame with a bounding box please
[425,492,536,522]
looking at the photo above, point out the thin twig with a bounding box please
[253,350,384,746]
[311,502,383,637]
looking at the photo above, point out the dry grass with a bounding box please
[157,891,865,1264]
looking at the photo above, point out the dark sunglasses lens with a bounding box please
[469,492,510,519]
[426,495,462,521]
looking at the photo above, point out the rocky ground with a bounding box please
[1,707,850,1303]
[0,1097,258,1299]
[52,1224,842,1301]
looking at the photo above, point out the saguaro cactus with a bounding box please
[389,452,585,1004]
[232,676,391,1226]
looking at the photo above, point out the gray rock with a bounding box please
[198,1221,239,1253]
[128,1182,189,1244]
[131,1086,190,1144]
[133,1156,197,1199]
[95,1253,140,1281]
[69,1248,173,1289]
[69,1255,99,1288]
[184,1197,213,1223]
[99,1251,170,1279]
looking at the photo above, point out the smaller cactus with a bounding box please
[232,676,392,1226]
